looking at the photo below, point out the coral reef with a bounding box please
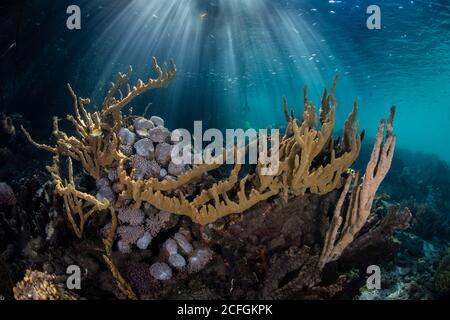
[434,250,450,295]
[19,57,408,299]
[357,234,444,300]
[368,147,450,243]
[22,63,361,229]
[409,201,450,241]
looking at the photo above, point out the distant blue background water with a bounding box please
[2,0,449,161]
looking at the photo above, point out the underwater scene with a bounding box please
[0,0,449,303]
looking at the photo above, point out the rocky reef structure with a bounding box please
[376,148,450,243]
[0,113,16,142]
[434,250,450,295]
[0,182,16,206]
[19,57,410,299]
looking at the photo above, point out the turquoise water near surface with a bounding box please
[8,0,450,161]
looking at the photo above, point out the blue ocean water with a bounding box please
[6,0,450,160]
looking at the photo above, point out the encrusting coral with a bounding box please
[21,56,402,299]
[13,269,78,300]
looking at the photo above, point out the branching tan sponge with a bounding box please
[319,106,397,269]
[22,58,362,228]
[21,57,383,298]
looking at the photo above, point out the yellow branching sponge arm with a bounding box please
[102,207,138,300]
[47,154,110,238]
[319,106,397,269]
[102,57,176,126]
[265,76,361,201]
[136,150,280,225]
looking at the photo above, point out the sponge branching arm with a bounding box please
[319,107,396,269]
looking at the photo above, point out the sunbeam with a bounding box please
[79,0,342,131]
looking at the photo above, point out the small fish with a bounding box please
[136,129,149,137]
[90,128,103,137]
[1,42,16,58]
[200,12,208,19]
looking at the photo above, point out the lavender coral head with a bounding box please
[150,262,172,281]
[118,207,145,226]
[188,248,214,274]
